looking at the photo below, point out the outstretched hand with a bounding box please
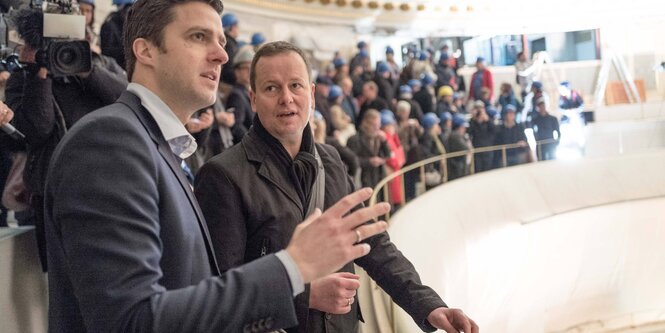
[427,307,478,333]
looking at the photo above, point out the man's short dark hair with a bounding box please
[250,41,312,92]
[124,0,224,81]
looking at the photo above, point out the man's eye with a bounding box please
[193,33,206,41]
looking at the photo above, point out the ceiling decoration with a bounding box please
[223,0,665,37]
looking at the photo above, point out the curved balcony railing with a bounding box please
[368,138,559,218]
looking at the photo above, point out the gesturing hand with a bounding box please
[427,307,479,333]
[309,272,360,314]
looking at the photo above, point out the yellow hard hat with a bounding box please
[438,85,454,98]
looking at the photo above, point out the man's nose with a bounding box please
[211,42,228,65]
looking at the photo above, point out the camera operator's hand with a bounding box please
[0,101,15,125]
[19,45,49,79]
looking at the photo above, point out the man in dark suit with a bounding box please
[44,1,389,332]
[195,41,479,333]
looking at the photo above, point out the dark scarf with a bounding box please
[252,116,318,212]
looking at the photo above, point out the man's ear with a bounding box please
[249,89,257,113]
[132,38,156,68]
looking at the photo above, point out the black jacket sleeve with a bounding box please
[82,62,128,105]
[5,70,57,147]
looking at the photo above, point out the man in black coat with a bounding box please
[494,105,528,166]
[43,2,389,332]
[468,100,496,173]
[357,81,388,128]
[347,109,392,192]
[414,74,435,115]
[195,41,478,333]
[373,61,395,106]
[533,97,560,161]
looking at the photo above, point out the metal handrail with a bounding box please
[368,138,559,211]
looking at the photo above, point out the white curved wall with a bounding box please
[360,150,665,332]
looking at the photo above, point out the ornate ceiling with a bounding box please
[224,0,665,36]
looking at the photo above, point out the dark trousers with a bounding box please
[474,151,494,173]
[404,169,418,202]
[537,143,557,161]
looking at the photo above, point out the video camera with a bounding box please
[0,12,22,73]
[4,0,91,77]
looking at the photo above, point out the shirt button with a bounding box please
[325,313,332,320]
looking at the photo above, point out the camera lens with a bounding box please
[57,49,77,65]
[47,40,92,77]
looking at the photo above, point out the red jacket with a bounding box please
[468,69,494,101]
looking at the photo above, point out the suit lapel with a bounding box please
[243,132,304,213]
[118,91,221,276]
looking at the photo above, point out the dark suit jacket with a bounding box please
[195,128,447,333]
[44,91,298,333]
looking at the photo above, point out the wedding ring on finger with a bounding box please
[347,297,352,306]
[354,229,362,244]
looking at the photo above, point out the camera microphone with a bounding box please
[1,123,26,141]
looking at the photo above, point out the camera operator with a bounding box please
[4,8,127,271]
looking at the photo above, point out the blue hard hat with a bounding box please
[476,56,485,63]
[504,104,517,113]
[112,0,134,4]
[439,52,449,62]
[487,108,498,118]
[407,79,421,88]
[399,85,412,95]
[222,13,238,28]
[418,51,428,61]
[380,109,396,127]
[316,75,334,86]
[560,81,570,88]
[441,111,453,121]
[421,74,433,86]
[333,58,346,68]
[422,113,441,130]
[251,33,265,46]
[357,41,367,49]
[452,115,467,128]
[376,61,389,74]
[328,85,343,100]
[386,46,394,54]
[532,81,543,90]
